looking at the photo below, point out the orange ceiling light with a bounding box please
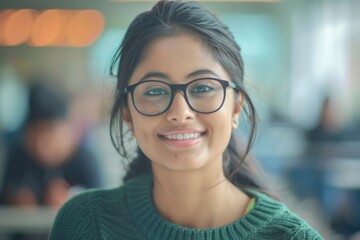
[3,9,38,46]
[29,10,70,46]
[67,10,105,47]
[0,10,15,44]
[0,9,104,47]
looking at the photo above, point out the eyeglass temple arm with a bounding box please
[228,81,240,91]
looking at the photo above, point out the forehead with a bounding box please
[140,34,208,62]
[129,34,229,84]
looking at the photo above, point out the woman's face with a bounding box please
[124,35,242,173]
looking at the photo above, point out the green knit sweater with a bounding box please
[49,175,323,240]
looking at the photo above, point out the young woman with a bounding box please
[50,1,323,239]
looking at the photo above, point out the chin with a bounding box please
[153,153,212,172]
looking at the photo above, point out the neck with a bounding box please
[152,164,250,228]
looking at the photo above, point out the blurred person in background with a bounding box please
[306,96,342,143]
[304,94,360,237]
[0,80,103,208]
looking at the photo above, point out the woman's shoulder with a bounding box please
[56,174,151,217]
[49,186,128,240]
[243,189,324,239]
[61,186,126,213]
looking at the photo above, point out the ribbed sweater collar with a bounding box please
[125,175,285,240]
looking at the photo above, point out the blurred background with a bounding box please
[0,0,359,239]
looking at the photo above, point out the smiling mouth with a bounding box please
[163,132,201,140]
[159,131,205,148]
[159,131,206,140]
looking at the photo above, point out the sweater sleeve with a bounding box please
[291,225,324,240]
[49,191,100,240]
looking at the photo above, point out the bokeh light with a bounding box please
[30,10,70,46]
[0,9,104,47]
[0,10,15,45]
[67,10,105,47]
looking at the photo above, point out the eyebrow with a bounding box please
[138,69,221,82]
[186,69,221,79]
[139,72,170,82]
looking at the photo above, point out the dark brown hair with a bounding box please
[110,0,264,190]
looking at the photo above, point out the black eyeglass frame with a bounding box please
[124,77,240,116]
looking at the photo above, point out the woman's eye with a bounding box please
[191,85,214,94]
[144,88,169,96]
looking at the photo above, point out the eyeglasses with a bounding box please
[125,78,240,116]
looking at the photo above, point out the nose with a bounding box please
[166,91,195,122]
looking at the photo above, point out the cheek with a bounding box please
[219,94,236,128]
[127,104,153,150]
[213,112,233,137]
[131,114,157,144]
[216,97,235,126]
[208,103,234,146]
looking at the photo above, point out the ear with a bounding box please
[232,93,244,129]
[122,107,133,131]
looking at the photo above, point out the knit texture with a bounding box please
[49,175,323,240]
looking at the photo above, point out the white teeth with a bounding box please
[165,133,200,140]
